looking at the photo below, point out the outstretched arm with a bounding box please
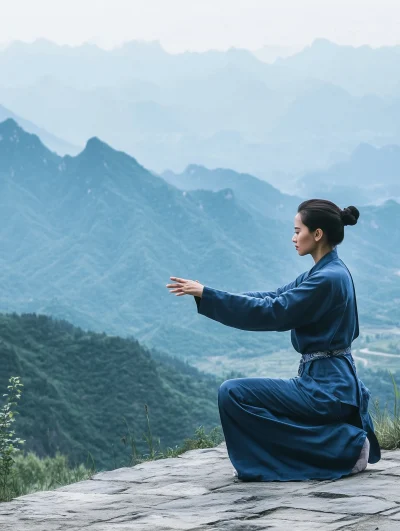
[240,271,309,299]
[195,272,336,332]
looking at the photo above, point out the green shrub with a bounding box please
[0,376,94,501]
[9,451,93,498]
[0,376,25,501]
[371,371,400,450]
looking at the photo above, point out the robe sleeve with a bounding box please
[237,271,309,299]
[240,289,284,299]
[194,272,335,332]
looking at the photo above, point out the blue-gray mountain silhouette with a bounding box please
[2,39,399,180]
[0,103,80,155]
[0,119,399,367]
[296,143,400,204]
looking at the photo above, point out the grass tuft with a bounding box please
[371,371,400,450]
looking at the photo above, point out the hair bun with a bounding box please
[341,206,360,226]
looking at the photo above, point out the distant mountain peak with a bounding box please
[121,39,164,51]
[73,135,144,175]
[116,39,168,59]
[185,164,206,174]
[78,136,125,162]
[0,118,59,175]
[0,118,44,151]
[84,136,109,151]
[5,38,58,53]
[310,38,338,49]
[225,47,258,59]
[32,37,59,48]
[0,117,22,133]
[351,142,377,156]
[350,142,400,163]
[0,107,81,156]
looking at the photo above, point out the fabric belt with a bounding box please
[298,346,352,376]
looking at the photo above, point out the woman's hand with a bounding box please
[166,277,204,298]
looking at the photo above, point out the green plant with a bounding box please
[0,376,96,502]
[84,450,96,478]
[179,425,223,451]
[160,425,224,458]
[143,404,157,459]
[120,416,139,466]
[120,403,224,465]
[120,404,164,465]
[10,451,93,498]
[371,371,400,450]
[0,376,25,502]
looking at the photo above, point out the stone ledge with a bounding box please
[1,444,400,530]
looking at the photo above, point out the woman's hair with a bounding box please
[297,199,360,246]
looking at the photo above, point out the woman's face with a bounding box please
[292,213,318,255]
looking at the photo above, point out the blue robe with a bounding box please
[194,247,381,481]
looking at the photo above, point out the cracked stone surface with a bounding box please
[1,443,400,530]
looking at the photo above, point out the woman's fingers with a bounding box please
[167,277,202,297]
[169,288,186,296]
[170,276,188,283]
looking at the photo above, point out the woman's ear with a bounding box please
[314,228,324,242]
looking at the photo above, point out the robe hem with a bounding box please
[236,470,362,482]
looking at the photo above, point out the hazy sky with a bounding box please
[1,0,399,53]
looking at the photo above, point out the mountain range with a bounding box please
[295,143,400,205]
[0,312,220,470]
[0,118,399,370]
[0,103,80,155]
[0,39,399,184]
[275,38,400,97]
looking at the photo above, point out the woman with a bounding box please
[166,199,381,481]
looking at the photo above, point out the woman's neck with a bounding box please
[311,246,334,265]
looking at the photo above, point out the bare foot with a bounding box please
[350,436,370,474]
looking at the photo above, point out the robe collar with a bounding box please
[308,246,338,276]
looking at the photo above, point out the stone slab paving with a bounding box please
[1,443,400,530]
